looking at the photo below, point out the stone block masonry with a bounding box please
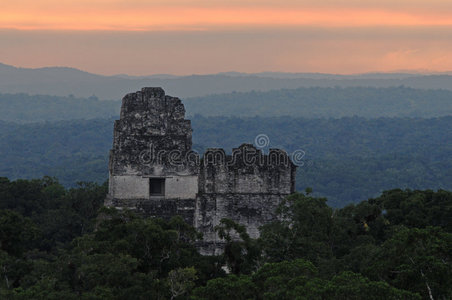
[105,87,296,255]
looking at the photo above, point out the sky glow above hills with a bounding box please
[1,0,451,75]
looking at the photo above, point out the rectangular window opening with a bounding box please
[150,178,165,196]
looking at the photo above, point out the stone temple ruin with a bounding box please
[105,87,296,254]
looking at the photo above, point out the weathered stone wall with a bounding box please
[105,87,297,255]
[195,144,296,255]
[105,87,198,224]
[110,87,194,176]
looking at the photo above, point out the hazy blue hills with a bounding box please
[1,68,451,206]
[0,93,120,123]
[2,86,452,123]
[3,62,452,99]
[1,116,451,207]
[184,86,452,118]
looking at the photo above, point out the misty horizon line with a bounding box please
[2,62,452,79]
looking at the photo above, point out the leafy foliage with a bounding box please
[369,227,452,299]
[0,176,107,252]
[0,177,450,298]
[214,218,261,274]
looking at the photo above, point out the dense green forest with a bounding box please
[1,116,451,207]
[1,86,451,298]
[0,118,113,185]
[2,86,452,123]
[0,177,450,299]
[192,116,452,206]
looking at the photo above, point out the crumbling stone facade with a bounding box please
[105,87,296,255]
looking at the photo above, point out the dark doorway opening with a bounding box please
[150,178,165,196]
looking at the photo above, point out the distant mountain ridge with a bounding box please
[2,62,452,99]
[183,86,452,118]
[2,86,452,123]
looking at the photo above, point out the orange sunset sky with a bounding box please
[1,0,452,75]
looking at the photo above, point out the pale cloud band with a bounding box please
[2,0,452,30]
[2,26,452,75]
[1,0,451,74]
